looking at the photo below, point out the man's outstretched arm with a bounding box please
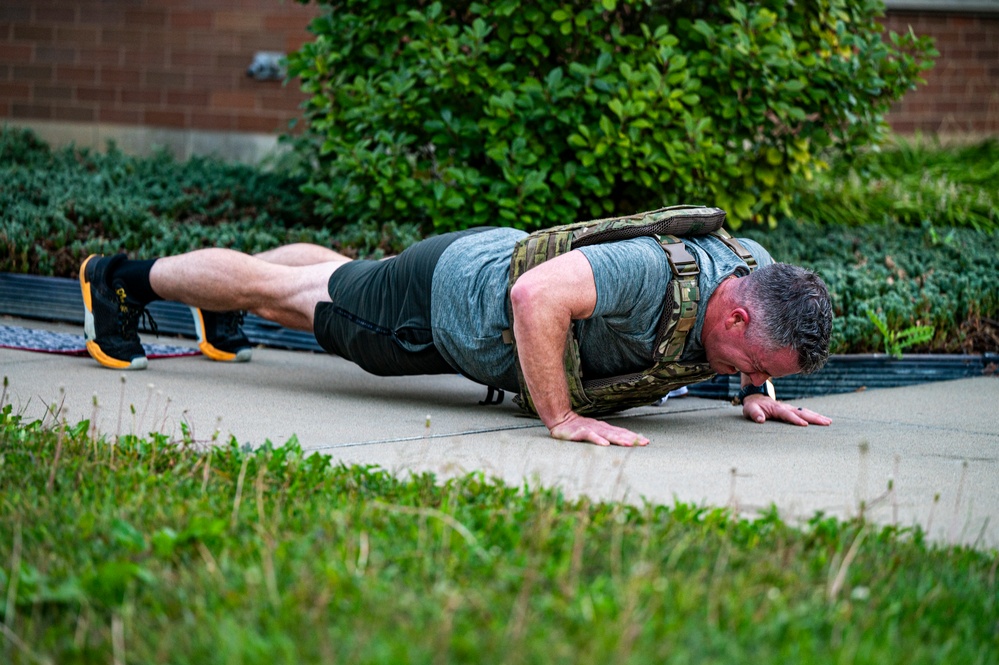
[509,251,649,447]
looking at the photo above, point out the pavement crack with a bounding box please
[310,423,544,451]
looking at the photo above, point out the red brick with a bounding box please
[34,6,77,23]
[144,109,187,128]
[53,105,96,122]
[962,30,987,44]
[78,47,121,67]
[285,35,312,53]
[33,85,73,102]
[121,48,168,68]
[12,24,54,41]
[121,88,163,106]
[99,107,141,124]
[216,53,251,70]
[55,65,98,85]
[238,33,285,52]
[101,28,165,48]
[76,86,117,103]
[78,6,125,25]
[947,16,978,29]
[235,113,285,133]
[12,64,54,82]
[0,43,33,63]
[214,11,263,32]
[190,71,237,90]
[124,8,168,27]
[11,102,53,119]
[184,30,237,50]
[166,89,209,106]
[0,6,31,22]
[210,90,257,110]
[100,68,141,86]
[263,14,313,32]
[56,26,100,46]
[259,91,303,112]
[0,82,32,100]
[169,10,213,29]
[170,49,214,68]
[35,46,78,65]
[189,111,236,131]
[144,70,187,87]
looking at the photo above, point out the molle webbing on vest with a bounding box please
[505,205,732,417]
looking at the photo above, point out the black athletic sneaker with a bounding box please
[79,254,153,370]
[190,308,252,362]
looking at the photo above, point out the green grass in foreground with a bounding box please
[1,404,997,664]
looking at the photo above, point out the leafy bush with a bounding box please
[792,139,999,234]
[287,0,935,233]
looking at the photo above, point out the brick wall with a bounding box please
[0,0,320,136]
[1,3,996,144]
[882,11,999,136]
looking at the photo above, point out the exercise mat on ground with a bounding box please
[0,324,199,358]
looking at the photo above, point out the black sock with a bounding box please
[109,258,162,305]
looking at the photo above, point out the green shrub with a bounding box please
[792,139,999,233]
[0,126,419,275]
[741,220,999,354]
[287,0,935,233]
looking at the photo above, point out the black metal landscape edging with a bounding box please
[685,353,997,401]
[2,272,995,400]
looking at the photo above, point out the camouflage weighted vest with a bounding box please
[505,205,758,417]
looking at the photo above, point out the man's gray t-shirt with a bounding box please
[430,228,772,391]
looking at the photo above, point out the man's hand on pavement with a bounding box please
[741,394,832,426]
[549,413,650,447]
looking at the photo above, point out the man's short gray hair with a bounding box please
[739,263,832,375]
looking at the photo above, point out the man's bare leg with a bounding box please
[150,246,352,332]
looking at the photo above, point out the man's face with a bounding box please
[705,334,801,385]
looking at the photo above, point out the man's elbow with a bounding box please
[510,279,541,320]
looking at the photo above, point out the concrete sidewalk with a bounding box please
[3,316,997,549]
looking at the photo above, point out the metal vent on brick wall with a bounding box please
[246,52,286,81]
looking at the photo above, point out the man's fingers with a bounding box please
[744,400,832,427]
[600,423,648,447]
[550,416,648,447]
[797,408,832,426]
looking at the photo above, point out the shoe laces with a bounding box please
[221,310,246,337]
[115,286,158,341]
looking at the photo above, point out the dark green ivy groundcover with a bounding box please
[0,404,996,664]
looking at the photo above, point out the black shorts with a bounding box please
[313,228,492,376]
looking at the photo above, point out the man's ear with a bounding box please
[725,307,751,331]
